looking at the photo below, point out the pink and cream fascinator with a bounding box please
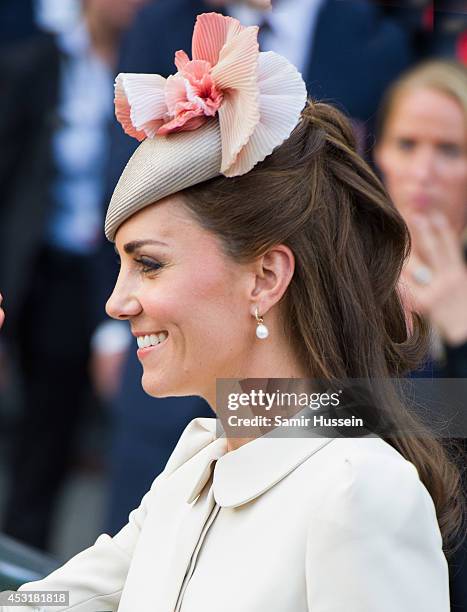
[105,12,307,241]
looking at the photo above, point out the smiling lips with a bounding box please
[136,331,168,349]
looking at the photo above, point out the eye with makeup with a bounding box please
[114,249,164,276]
[134,256,164,275]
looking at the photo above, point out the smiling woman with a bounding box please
[2,12,463,612]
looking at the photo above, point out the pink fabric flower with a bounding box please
[158,54,224,135]
[115,14,259,157]
[114,12,307,176]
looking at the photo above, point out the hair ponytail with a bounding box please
[183,100,466,553]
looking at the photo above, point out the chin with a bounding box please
[140,371,193,399]
[141,372,172,398]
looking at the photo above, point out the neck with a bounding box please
[205,333,309,452]
[84,6,119,67]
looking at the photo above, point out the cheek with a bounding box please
[187,268,251,361]
[440,162,467,194]
[141,262,246,343]
[438,164,467,224]
[187,267,246,339]
[379,151,407,203]
[142,290,180,325]
[379,149,406,189]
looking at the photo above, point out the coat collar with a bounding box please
[184,418,336,508]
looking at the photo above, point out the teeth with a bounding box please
[137,332,167,349]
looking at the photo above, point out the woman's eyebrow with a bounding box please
[119,239,170,254]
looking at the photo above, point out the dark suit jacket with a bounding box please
[0,33,60,336]
[0,31,115,338]
[0,0,37,47]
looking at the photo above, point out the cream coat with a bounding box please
[1,417,449,611]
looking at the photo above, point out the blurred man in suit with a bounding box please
[0,0,148,552]
[0,0,37,46]
[373,0,467,63]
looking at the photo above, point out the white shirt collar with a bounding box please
[178,418,336,508]
[56,17,91,58]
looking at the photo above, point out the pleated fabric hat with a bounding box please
[105,12,307,241]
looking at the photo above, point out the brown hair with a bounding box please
[182,100,465,554]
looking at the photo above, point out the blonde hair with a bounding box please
[377,59,467,140]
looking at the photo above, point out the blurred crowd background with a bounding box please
[0,0,466,609]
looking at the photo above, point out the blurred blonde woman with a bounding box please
[375,60,467,377]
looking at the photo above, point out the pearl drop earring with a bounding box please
[254,307,269,339]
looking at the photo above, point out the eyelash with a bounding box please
[114,255,164,275]
[134,257,163,274]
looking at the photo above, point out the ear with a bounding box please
[248,244,295,316]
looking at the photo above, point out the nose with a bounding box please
[408,147,438,184]
[106,280,142,321]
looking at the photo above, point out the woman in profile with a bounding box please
[1,13,463,612]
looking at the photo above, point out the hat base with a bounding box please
[105,118,222,241]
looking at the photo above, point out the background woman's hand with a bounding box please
[400,212,467,346]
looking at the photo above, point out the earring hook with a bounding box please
[254,307,264,324]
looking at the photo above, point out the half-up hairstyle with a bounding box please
[182,100,465,555]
